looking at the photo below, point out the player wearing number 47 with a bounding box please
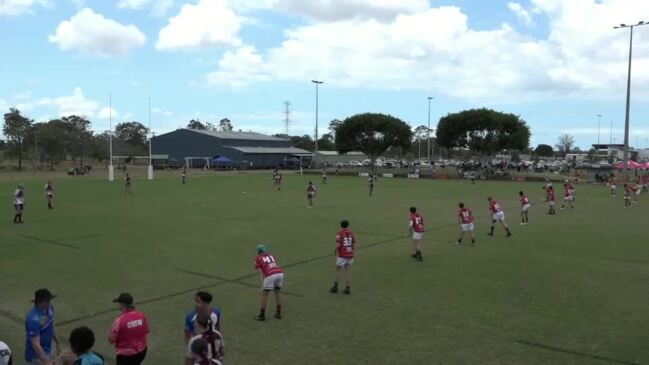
[330,220,356,295]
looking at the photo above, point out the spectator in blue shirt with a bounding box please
[69,327,104,365]
[184,291,221,343]
[24,288,61,365]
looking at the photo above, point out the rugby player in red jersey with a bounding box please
[457,203,475,246]
[306,181,317,207]
[409,207,425,261]
[560,183,574,210]
[519,191,530,225]
[254,245,284,321]
[487,197,511,237]
[624,184,632,208]
[546,186,556,215]
[330,220,356,295]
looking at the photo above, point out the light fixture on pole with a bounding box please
[108,92,114,182]
[311,80,324,168]
[427,97,433,162]
[614,21,648,180]
[596,114,602,146]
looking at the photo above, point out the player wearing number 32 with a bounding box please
[330,220,356,295]
[254,245,284,322]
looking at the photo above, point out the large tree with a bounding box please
[413,125,432,159]
[534,144,554,157]
[37,119,68,169]
[115,121,149,148]
[436,108,530,157]
[328,119,342,134]
[318,133,335,151]
[555,134,576,157]
[62,115,92,167]
[3,108,33,171]
[335,113,412,171]
[290,135,315,151]
[219,118,234,131]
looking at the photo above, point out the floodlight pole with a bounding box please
[312,80,323,168]
[427,97,433,162]
[615,21,648,180]
[108,92,114,182]
[596,114,602,146]
[147,97,154,180]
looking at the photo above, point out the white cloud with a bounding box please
[229,0,429,21]
[206,46,270,88]
[117,0,174,16]
[508,2,533,26]
[0,0,48,17]
[98,107,119,120]
[157,0,241,50]
[49,8,146,56]
[206,1,649,102]
[0,99,9,112]
[37,87,100,118]
[152,107,174,117]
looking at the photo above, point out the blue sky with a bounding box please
[1,0,649,149]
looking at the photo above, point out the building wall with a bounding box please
[152,129,291,161]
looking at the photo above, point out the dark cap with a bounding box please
[32,288,56,303]
[112,293,134,306]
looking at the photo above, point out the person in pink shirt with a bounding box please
[108,293,149,365]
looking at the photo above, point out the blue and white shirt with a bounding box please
[184,308,221,335]
[24,305,55,363]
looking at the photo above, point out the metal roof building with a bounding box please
[152,129,313,168]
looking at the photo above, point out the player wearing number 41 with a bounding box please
[409,207,425,261]
[487,197,511,237]
[330,220,356,295]
[254,245,284,321]
[519,191,530,225]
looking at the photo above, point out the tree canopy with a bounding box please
[555,134,576,157]
[219,118,234,131]
[3,108,33,170]
[335,113,412,169]
[115,121,149,148]
[436,108,530,156]
[534,144,554,157]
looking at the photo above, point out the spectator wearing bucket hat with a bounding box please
[108,293,149,365]
[24,288,61,365]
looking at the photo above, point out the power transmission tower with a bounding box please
[283,101,292,135]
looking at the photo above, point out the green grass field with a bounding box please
[1,171,648,365]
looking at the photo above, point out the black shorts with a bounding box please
[14,204,24,212]
[116,349,147,365]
